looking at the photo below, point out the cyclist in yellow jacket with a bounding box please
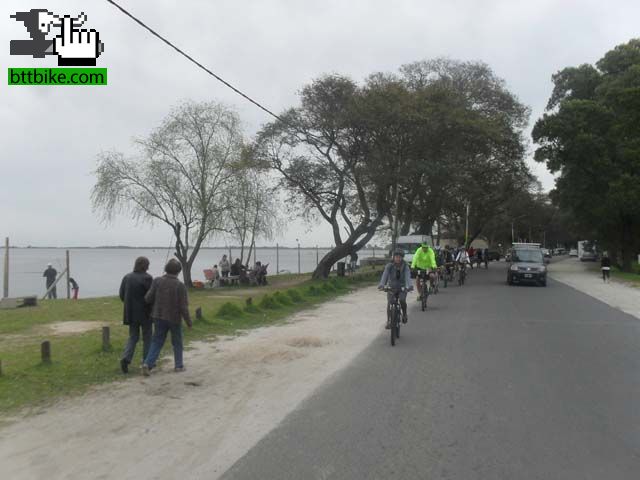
[411,243,437,299]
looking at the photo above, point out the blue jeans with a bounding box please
[144,319,183,369]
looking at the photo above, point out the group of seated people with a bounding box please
[207,258,268,287]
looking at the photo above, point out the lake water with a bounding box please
[0,247,381,299]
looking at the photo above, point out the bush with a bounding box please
[273,291,293,305]
[287,289,305,303]
[321,282,336,292]
[330,278,348,290]
[259,294,281,309]
[244,302,260,313]
[306,285,322,297]
[216,302,243,319]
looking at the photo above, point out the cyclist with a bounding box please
[411,243,437,300]
[443,244,455,279]
[455,247,471,270]
[378,250,413,328]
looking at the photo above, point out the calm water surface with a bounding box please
[1,247,380,299]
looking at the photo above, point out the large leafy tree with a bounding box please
[255,75,390,278]
[533,39,640,269]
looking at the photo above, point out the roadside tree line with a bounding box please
[533,39,640,271]
[93,57,539,282]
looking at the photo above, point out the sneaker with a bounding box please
[120,359,129,374]
[174,367,185,373]
[141,364,151,376]
[402,314,408,324]
[385,321,391,330]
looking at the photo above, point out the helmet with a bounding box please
[392,249,405,258]
[421,243,429,248]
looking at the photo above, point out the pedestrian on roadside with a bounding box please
[349,252,358,274]
[142,258,192,375]
[69,277,79,300]
[601,251,612,283]
[211,264,220,287]
[219,255,230,278]
[43,263,58,299]
[119,256,153,374]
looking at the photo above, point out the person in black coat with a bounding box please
[119,256,153,373]
[43,263,57,299]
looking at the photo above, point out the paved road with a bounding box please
[222,263,640,479]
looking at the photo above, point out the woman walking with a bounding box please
[142,259,192,375]
[601,251,612,283]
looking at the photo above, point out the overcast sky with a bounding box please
[2,0,638,248]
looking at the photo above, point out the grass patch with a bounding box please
[0,269,381,415]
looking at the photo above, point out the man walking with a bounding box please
[142,259,192,375]
[119,256,153,374]
[43,263,57,299]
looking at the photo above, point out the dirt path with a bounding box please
[0,286,386,480]
[549,258,640,319]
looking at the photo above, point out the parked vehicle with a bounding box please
[541,248,552,258]
[569,248,578,257]
[577,240,597,262]
[486,250,501,261]
[507,243,548,287]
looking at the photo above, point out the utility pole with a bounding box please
[276,243,279,275]
[3,237,8,299]
[65,250,70,299]
[465,202,470,247]
[296,239,300,274]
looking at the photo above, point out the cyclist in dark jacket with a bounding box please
[378,250,413,328]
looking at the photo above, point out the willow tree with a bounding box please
[92,101,243,285]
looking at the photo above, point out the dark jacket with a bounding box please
[145,274,192,326]
[119,271,153,326]
[601,256,612,268]
[43,267,57,285]
[378,261,412,290]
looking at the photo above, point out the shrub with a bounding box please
[216,302,243,319]
[259,294,281,309]
[321,282,336,292]
[306,285,322,296]
[273,291,293,305]
[287,289,304,303]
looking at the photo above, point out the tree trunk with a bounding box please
[311,222,380,279]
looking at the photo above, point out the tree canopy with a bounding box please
[533,39,640,269]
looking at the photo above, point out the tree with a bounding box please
[92,101,243,285]
[228,170,282,266]
[255,75,390,278]
[533,39,640,270]
[396,58,532,245]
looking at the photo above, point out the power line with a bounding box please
[104,0,283,122]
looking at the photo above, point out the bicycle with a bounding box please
[457,263,467,286]
[416,269,431,311]
[433,268,440,294]
[384,287,405,346]
[443,263,454,288]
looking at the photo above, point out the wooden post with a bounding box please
[41,341,51,364]
[276,243,279,276]
[195,307,202,320]
[316,245,319,266]
[102,326,111,352]
[65,250,70,300]
[3,237,8,299]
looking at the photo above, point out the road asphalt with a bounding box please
[222,262,640,479]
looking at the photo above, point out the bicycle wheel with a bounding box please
[390,305,398,346]
[396,306,401,339]
[421,283,427,311]
[443,272,448,288]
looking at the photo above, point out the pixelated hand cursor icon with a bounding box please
[53,14,104,66]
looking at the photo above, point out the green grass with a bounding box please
[0,270,380,415]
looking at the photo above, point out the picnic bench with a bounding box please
[202,270,240,287]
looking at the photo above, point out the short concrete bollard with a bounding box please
[41,341,51,364]
[195,307,202,320]
[102,326,111,352]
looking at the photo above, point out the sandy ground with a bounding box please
[0,286,389,480]
[49,321,106,335]
[549,258,640,319]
